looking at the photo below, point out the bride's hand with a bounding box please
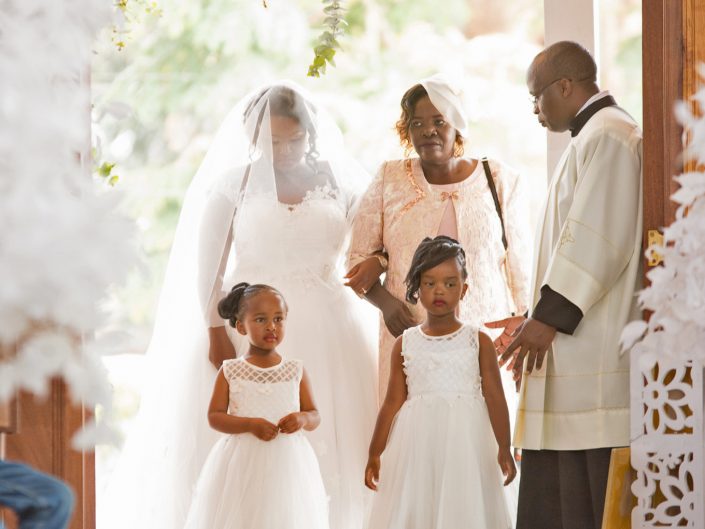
[208,326,236,368]
[344,257,384,296]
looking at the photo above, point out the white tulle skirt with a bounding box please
[99,324,221,529]
[184,432,329,529]
[368,394,512,529]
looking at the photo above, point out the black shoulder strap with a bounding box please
[481,157,507,250]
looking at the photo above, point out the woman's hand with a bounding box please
[364,456,381,491]
[250,418,279,441]
[379,296,417,337]
[208,326,236,369]
[344,257,384,296]
[485,315,526,356]
[498,447,517,485]
[499,318,557,381]
[277,412,306,434]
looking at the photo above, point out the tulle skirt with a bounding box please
[184,432,329,529]
[368,393,512,529]
[99,323,221,529]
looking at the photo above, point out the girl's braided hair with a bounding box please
[404,236,468,304]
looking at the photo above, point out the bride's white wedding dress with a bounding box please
[99,82,378,529]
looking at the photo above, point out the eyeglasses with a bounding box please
[529,76,595,107]
[529,78,563,107]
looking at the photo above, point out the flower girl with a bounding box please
[365,236,516,529]
[184,282,329,529]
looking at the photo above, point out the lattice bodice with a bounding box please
[222,358,302,424]
[401,324,482,399]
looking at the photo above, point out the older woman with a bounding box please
[345,75,532,401]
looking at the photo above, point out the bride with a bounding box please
[100,82,378,529]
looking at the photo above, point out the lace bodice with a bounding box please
[401,324,482,400]
[222,357,302,425]
[230,188,348,284]
[348,158,532,324]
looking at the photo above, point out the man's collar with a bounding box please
[569,94,617,137]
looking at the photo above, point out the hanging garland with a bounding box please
[113,0,163,50]
[307,0,347,77]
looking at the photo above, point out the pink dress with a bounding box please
[349,157,531,399]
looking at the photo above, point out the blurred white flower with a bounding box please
[0,0,136,446]
[622,68,705,364]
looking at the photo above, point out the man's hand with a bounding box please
[499,318,556,381]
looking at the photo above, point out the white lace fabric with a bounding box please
[401,324,483,400]
[228,190,348,289]
[222,357,303,425]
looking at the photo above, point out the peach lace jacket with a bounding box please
[348,157,532,397]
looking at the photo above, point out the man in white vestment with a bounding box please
[490,41,643,529]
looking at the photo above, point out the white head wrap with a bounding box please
[419,74,468,138]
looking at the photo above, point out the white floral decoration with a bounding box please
[624,65,705,529]
[622,65,705,363]
[0,1,136,448]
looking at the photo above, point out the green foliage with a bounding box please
[113,0,163,50]
[308,0,347,77]
[98,162,121,186]
[343,0,365,35]
[384,0,468,33]
[94,155,120,186]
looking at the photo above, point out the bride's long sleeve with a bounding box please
[198,187,238,327]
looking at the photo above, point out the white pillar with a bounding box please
[542,0,598,179]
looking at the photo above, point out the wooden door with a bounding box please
[2,382,95,529]
[630,2,705,527]
[643,0,705,240]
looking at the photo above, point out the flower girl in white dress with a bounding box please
[365,236,516,529]
[184,282,329,529]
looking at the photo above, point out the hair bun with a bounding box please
[217,282,251,324]
[230,282,250,293]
